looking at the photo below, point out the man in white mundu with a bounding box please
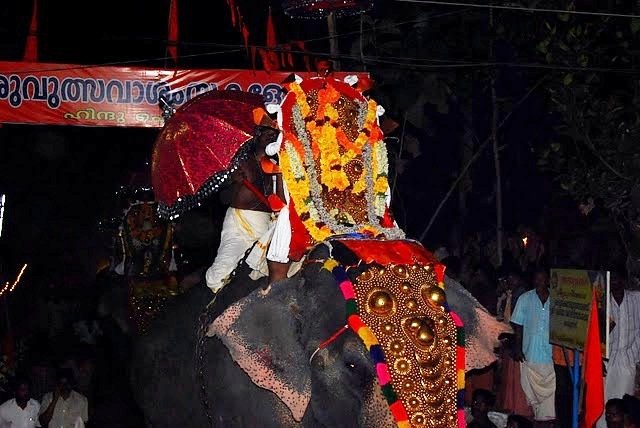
[606,269,640,399]
[510,268,556,425]
[205,121,292,292]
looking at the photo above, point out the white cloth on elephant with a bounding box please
[443,276,512,371]
[205,208,273,292]
[520,361,556,421]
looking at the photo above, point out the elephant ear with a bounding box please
[444,276,512,370]
[207,277,310,422]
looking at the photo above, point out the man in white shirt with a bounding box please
[39,369,88,428]
[606,269,640,400]
[0,377,41,428]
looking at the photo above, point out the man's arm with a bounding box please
[81,395,89,422]
[39,391,58,427]
[511,322,526,362]
[509,295,527,362]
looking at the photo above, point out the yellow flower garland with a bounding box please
[281,80,395,242]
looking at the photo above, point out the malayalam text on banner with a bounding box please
[549,268,609,357]
[0,61,368,128]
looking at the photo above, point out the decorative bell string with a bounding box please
[159,95,177,120]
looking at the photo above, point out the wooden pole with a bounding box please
[489,6,503,267]
[327,12,341,71]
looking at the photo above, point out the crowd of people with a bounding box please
[0,272,144,428]
[439,249,640,428]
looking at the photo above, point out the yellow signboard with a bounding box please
[549,269,609,357]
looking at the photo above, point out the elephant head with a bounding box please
[207,240,464,427]
[206,244,398,427]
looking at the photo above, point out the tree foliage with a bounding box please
[529,1,640,262]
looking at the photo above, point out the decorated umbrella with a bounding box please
[151,90,265,219]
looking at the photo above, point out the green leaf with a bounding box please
[558,13,570,22]
[563,74,574,86]
[537,41,548,54]
[632,19,640,34]
[578,54,588,67]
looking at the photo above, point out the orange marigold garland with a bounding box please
[279,77,403,243]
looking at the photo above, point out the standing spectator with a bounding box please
[39,369,88,428]
[511,266,556,426]
[0,376,41,428]
[496,268,533,418]
[497,268,527,323]
[606,269,640,401]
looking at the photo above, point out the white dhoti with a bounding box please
[605,361,636,400]
[244,202,304,281]
[520,362,556,421]
[206,208,272,292]
[596,363,638,428]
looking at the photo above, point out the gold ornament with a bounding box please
[391,264,410,279]
[407,396,421,409]
[403,380,416,393]
[422,285,447,307]
[411,413,426,427]
[366,289,395,316]
[394,358,412,375]
[405,298,418,310]
[358,269,374,282]
[388,339,405,355]
[350,261,459,428]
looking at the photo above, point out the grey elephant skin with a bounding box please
[130,256,397,428]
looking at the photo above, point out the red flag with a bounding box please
[167,0,179,63]
[261,7,280,71]
[259,49,279,72]
[23,0,38,62]
[583,289,604,428]
[266,7,277,50]
[228,0,237,28]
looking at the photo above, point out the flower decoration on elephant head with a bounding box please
[276,75,404,247]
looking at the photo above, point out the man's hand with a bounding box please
[52,386,61,402]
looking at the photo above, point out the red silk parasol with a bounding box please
[151,90,264,218]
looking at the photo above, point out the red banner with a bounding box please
[0,62,367,128]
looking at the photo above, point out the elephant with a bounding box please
[130,241,510,427]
